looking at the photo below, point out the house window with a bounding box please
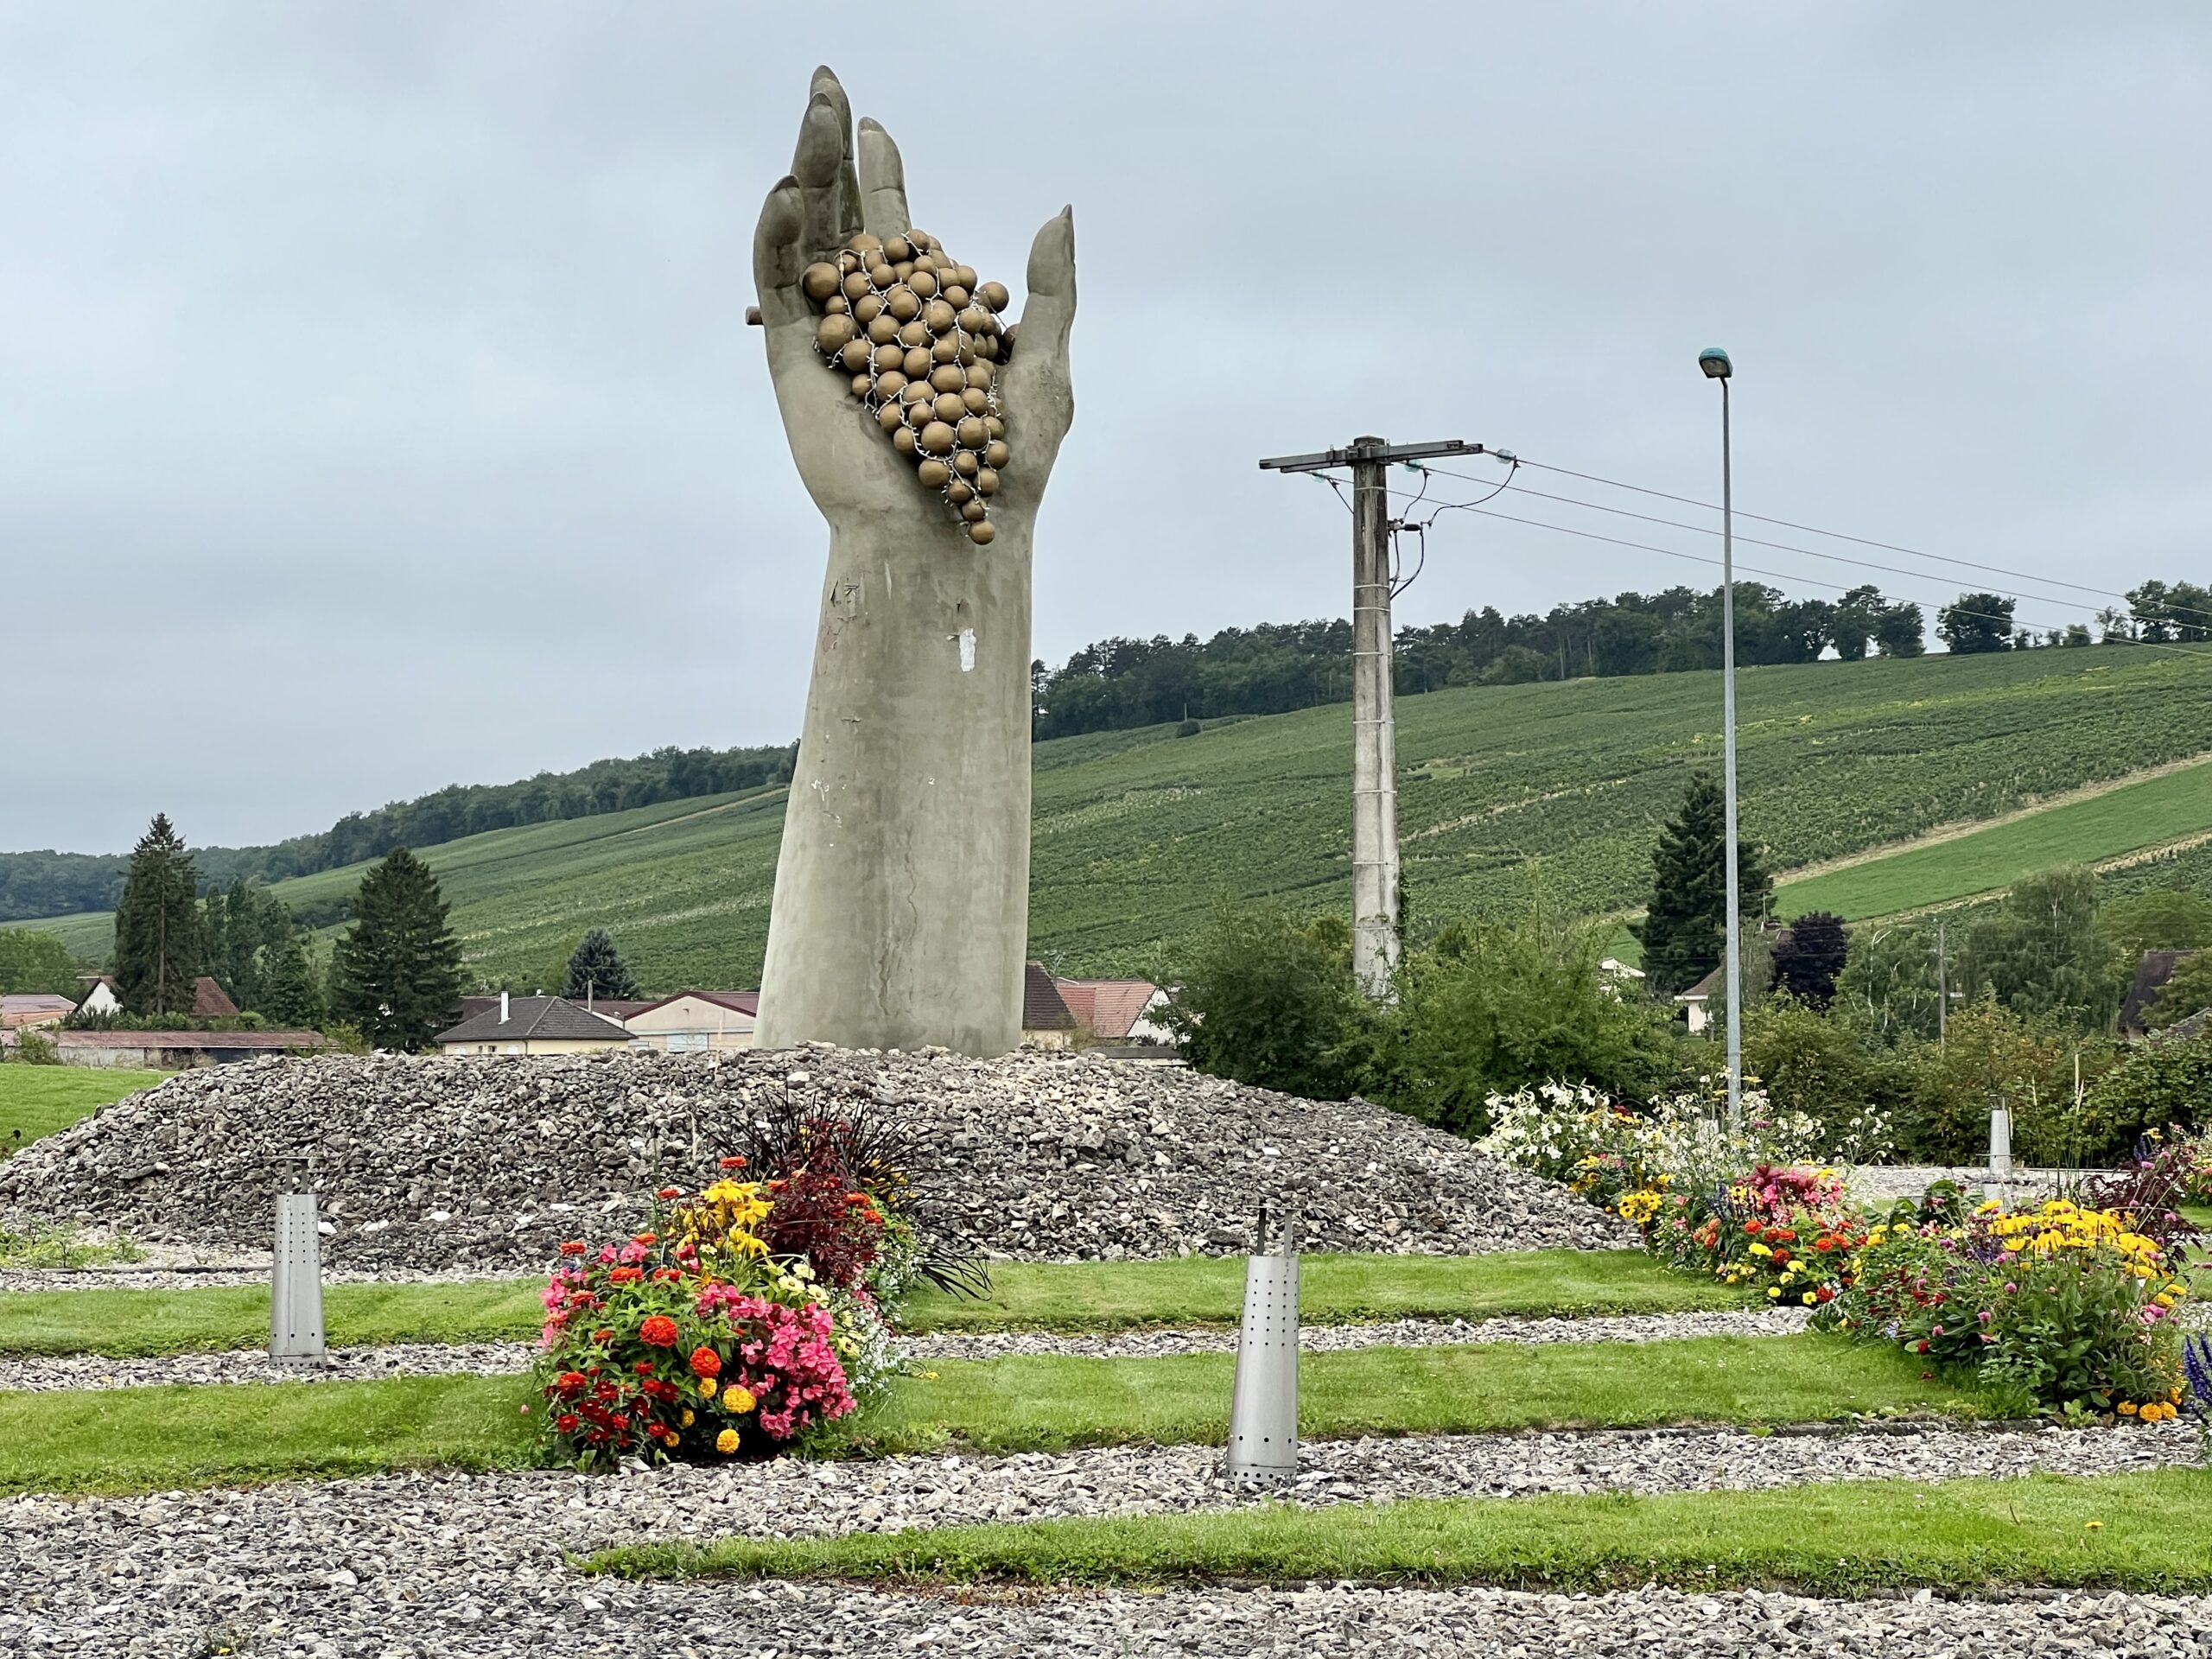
[667,1032,709,1052]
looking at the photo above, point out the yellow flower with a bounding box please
[715,1427,740,1454]
[698,1376,717,1399]
[723,1384,758,1414]
[680,1409,695,1427]
[2117,1401,2138,1416]
[1801,1292,1816,1306]
[1767,1287,1782,1300]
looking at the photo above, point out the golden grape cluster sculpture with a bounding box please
[803,229,1014,546]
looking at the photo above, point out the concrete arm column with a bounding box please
[749,70,1076,1056]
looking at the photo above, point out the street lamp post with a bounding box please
[1699,346,1742,1135]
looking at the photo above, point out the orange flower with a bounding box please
[607,1267,642,1285]
[689,1345,722,1379]
[719,1155,748,1169]
[558,1241,588,1256]
[639,1314,680,1347]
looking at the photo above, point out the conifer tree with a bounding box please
[329,848,463,1051]
[111,813,202,1015]
[1630,772,1772,997]
[562,927,639,1002]
[257,925,326,1029]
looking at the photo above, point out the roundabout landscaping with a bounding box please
[1,1053,2208,1656]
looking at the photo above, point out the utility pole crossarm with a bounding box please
[1259,439,1484,474]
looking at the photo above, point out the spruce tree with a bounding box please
[1630,772,1772,997]
[257,926,326,1028]
[330,848,464,1051]
[111,813,202,1015]
[562,927,639,1002]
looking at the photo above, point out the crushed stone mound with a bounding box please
[0,1048,1634,1270]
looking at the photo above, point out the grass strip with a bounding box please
[906,1249,1748,1332]
[0,1374,537,1497]
[0,1280,549,1358]
[2183,1204,2211,1232]
[0,1250,1744,1357]
[817,1335,1986,1457]
[588,1469,2212,1597]
[0,1334,1980,1494]
[0,1067,168,1148]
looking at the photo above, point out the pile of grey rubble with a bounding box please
[0,1046,1632,1270]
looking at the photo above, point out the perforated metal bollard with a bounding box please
[270,1156,327,1367]
[1225,1204,1299,1489]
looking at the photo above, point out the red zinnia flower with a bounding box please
[607,1267,643,1285]
[719,1155,748,1169]
[558,1241,588,1256]
[639,1314,680,1347]
[633,1360,657,1376]
[689,1345,722,1379]
[656,1186,681,1199]
[591,1329,615,1344]
[633,1232,658,1246]
[556,1413,580,1433]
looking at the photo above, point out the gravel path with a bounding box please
[2,1430,2202,1656]
[0,1309,1813,1391]
[913,1306,1811,1359]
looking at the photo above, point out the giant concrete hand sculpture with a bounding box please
[752,68,1075,1057]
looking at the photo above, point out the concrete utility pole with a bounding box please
[1260,436,1484,998]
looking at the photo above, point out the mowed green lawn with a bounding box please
[0,1250,1740,1357]
[0,1066,167,1147]
[1777,759,2212,921]
[597,1469,2212,1598]
[0,1333,1981,1496]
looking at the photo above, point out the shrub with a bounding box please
[5,1029,59,1065]
[1159,905,1362,1101]
[1174,718,1202,738]
[1355,904,1681,1135]
[2080,1032,2212,1160]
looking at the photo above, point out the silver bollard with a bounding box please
[270,1157,327,1367]
[1988,1106,2013,1179]
[1225,1203,1299,1489]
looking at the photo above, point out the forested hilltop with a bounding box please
[0,742,794,922]
[1030,575,2209,739]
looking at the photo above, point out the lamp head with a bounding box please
[1698,346,1732,380]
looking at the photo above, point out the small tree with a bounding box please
[257,926,326,1029]
[1772,912,1850,1008]
[111,813,201,1015]
[1936,593,2016,654]
[1960,865,2120,1028]
[329,849,463,1052]
[562,928,639,1002]
[1630,771,1772,996]
[1157,905,1359,1102]
[0,930,83,999]
[1872,602,1927,658]
[1835,919,1942,1044]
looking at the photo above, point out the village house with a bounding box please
[434,992,632,1056]
[622,990,758,1052]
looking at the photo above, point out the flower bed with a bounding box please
[1480,1081,2202,1424]
[532,1093,972,1469]
[1825,1198,2193,1421]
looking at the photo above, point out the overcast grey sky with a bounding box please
[4,3,2207,853]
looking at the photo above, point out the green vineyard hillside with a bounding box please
[12,645,2212,993]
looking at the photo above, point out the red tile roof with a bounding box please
[629,990,760,1018]
[1053,978,1161,1041]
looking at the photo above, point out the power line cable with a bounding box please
[1417,458,2212,630]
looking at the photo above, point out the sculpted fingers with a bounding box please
[857,118,912,241]
[753,174,810,331]
[1015,207,1077,374]
[794,73,860,257]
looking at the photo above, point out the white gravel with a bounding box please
[2,1431,2203,1656]
[912,1306,1812,1360]
[0,1309,1815,1391]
